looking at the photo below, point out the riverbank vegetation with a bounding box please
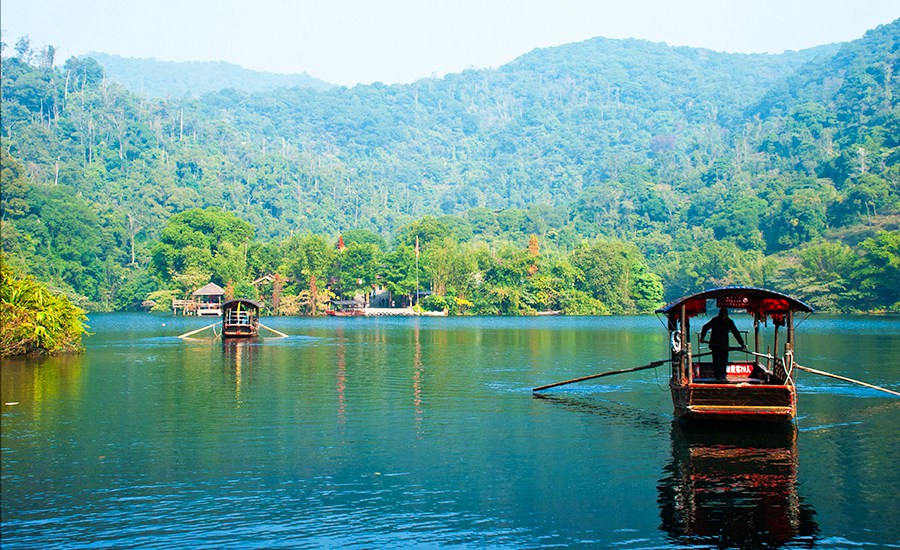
[1,21,898,314]
[0,263,88,356]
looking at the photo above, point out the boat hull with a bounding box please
[222,325,258,338]
[671,383,796,423]
[325,310,365,317]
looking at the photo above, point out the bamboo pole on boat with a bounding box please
[532,359,671,393]
[795,364,900,398]
[178,322,220,339]
[259,323,289,338]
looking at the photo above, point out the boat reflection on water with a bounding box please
[658,422,818,548]
[223,339,257,406]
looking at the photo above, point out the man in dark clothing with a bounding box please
[700,308,745,381]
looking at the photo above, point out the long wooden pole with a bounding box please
[795,364,900,398]
[178,322,220,339]
[259,323,289,338]
[532,359,670,393]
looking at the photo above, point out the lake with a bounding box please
[2,314,898,548]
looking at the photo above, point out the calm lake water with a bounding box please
[2,314,898,548]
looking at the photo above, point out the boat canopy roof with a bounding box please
[223,298,262,311]
[656,286,813,319]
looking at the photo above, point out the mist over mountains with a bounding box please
[87,52,335,97]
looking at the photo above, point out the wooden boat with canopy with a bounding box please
[222,299,261,338]
[325,299,366,317]
[533,287,895,414]
[656,287,813,423]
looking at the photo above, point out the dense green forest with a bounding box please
[1,21,898,315]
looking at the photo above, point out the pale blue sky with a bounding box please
[2,0,898,86]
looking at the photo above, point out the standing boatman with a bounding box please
[699,307,745,381]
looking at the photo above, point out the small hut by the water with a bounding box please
[192,282,226,316]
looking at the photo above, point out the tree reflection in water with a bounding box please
[658,422,818,548]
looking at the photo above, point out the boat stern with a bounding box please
[672,383,796,423]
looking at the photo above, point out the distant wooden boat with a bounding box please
[325,299,365,317]
[222,299,261,338]
[656,287,813,423]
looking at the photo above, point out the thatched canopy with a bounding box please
[192,283,225,297]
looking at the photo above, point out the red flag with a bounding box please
[338,235,345,252]
[415,236,419,258]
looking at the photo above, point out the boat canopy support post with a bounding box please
[681,304,691,385]
[754,315,760,358]
[787,310,796,384]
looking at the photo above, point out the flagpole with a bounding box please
[337,234,345,300]
[415,236,419,307]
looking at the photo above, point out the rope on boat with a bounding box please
[784,350,795,388]
[795,363,900,398]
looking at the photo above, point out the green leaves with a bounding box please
[150,207,255,292]
[1,261,88,356]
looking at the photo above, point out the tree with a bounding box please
[569,239,658,314]
[835,173,892,225]
[424,237,477,298]
[338,242,381,297]
[705,195,768,251]
[341,228,387,250]
[281,233,336,293]
[764,183,837,250]
[853,230,900,311]
[382,245,418,303]
[774,240,859,311]
[150,207,255,287]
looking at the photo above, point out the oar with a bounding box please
[532,359,671,393]
[795,364,900,398]
[178,322,220,339]
[259,323,289,338]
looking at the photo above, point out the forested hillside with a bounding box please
[89,53,334,98]
[1,22,898,315]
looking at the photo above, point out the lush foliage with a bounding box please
[0,261,89,356]
[1,22,899,314]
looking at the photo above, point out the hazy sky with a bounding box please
[2,0,898,86]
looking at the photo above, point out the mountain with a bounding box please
[88,52,335,97]
[750,19,899,119]
[2,25,898,311]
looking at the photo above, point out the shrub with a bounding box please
[1,262,89,356]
